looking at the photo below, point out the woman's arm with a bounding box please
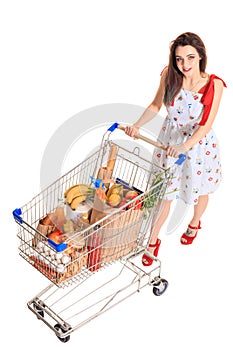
[167,79,224,157]
[125,68,167,137]
[184,79,224,149]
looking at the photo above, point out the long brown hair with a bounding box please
[164,32,207,106]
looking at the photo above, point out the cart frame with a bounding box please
[13,122,185,342]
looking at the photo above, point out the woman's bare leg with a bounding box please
[147,199,172,252]
[181,194,209,243]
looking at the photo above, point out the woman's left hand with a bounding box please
[166,144,188,158]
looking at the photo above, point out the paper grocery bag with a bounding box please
[90,193,115,224]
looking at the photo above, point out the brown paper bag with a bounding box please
[32,213,55,247]
[90,193,115,224]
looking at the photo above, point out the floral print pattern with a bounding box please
[152,88,222,205]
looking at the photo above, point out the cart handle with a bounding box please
[108,122,166,150]
[108,122,186,165]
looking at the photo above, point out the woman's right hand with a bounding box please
[124,125,140,139]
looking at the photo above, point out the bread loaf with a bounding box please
[107,144,118,171]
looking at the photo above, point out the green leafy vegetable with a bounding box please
[143,172,164,218]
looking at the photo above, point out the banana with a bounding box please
[64,184,80,197]
[65,184,91,204]
[70,195,87,210]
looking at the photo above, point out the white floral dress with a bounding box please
[152,74,226,205]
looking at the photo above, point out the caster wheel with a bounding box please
[33,303,44,318]
[54,324,71,343]
[152,278,168,296]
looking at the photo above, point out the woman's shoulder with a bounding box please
[199,74,226,125]
[160,66,168,77]
[207,74,227,88]
[199,74,226,94]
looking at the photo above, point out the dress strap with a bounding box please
[199,74,227,125]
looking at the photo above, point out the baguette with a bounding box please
[107,144,118,171]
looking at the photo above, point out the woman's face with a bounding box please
[175,45,201,76]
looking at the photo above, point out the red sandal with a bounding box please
[142,239,161,266]
[180,221,201,245]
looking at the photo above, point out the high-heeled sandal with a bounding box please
[142,239,161,266]
[180,221,201,245]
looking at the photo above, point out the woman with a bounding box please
[125,32,226,266]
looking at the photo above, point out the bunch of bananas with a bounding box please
[64,184,94,210]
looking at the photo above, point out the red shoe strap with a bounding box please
[149,239,161,248]
[188,221,201,230]
[149,243,157,248]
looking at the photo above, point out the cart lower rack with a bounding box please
[13,122,185,342]
[28,252,168,342]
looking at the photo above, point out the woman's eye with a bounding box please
[176,57,182,62]
[188,55,195,60]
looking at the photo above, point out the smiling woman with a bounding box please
[124,32,227,265]
[164,32,208,105]
[175,47,209,92]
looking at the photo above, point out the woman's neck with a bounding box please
[183,72,208,91]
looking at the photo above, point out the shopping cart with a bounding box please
[12,122,186,342]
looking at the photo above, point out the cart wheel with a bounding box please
[152,278,168,296]
[54,324,70,343]
[33,303,44,318]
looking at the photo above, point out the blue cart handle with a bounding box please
[108,122,119,132]
[175,153,186,165]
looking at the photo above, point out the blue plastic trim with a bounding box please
[13,208,23,224]
[107,122,119,132]
[175,153,186,165]
[90,176,104,189]
[47,239,67,252]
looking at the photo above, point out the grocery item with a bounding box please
[125,190,138,199]
[66,200,93,225]
[64,184,94,208]
[106,183,123,199]
[143,172,164,217]
[52,198,66,230]
[47,230,63,244]
[107,193,121,207]
[95,144,118,189]
[40,214,54,226]
[87,226,102,272]
[30,239,88,284]
[70,195,88,210]
[32,213,55,247]
[106,144,118,171]
[80,212,89,224]
[63,220,74,234]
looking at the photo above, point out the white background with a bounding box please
[1,1,232,349]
